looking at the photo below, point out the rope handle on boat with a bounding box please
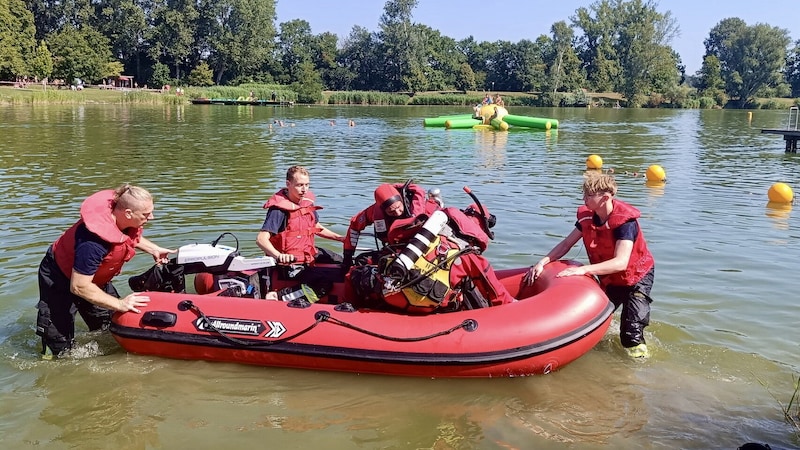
[317,312,478,342]
[178,300,477,346]
[179,300,325,347]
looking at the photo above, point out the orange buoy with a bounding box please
[645,164,666,182]
[586,154,603,170]
[767,182,794,203]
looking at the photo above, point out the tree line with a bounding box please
[2,0,800,107]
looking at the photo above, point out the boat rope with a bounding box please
[178,300,325,347]
[318,312,477,342]
[178,300,477,347]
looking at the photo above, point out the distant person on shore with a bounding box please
[523,172,655,359]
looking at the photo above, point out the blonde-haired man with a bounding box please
[37,184,175,358]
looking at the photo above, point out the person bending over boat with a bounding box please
[376,205,516,313]
[342,181,437,272]
[36,184,175,359]
[523,172,655,359]
[256,166,344,301]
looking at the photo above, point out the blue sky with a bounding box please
[276,0,798,75]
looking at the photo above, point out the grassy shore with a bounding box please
[2,84,796,109]
[0,85,185,105]
[0,85,622,108]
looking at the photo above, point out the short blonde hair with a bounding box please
[583,172,617,196]
[113,183,153,210]
[286,166,309,181]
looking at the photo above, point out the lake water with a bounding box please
[1,103,798,449]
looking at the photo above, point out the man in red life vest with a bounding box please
[257,166,344,264]
[342,182,435,271]
[256,166,344,301]
[36,184,175,358]
[523,172,655,358]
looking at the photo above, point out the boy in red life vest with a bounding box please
[36,184,175,358]
[256,166,344,301]
[523,172,655,358]
[342,182,436,271]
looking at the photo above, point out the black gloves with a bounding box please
[342,249,355,274]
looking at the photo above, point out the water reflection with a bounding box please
[645,180,666,197]
[765,201,793,229]
[474,129,507,170]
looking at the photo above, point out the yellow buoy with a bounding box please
[586,154,603,170]
[645,164,666,182]
[767,182,794,203]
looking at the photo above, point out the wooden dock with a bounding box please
[761,107,799,153]
[190,98,294,106]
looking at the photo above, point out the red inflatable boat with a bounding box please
[110,250,613,378]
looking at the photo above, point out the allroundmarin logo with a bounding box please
[194,317,265,336]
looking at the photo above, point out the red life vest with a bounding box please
[52,190,142,286]
[263,189,321,264]
[577,199,654,287]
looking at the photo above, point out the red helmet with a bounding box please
[374,184,402,211]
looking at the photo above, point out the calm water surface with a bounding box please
[1,103,798,449]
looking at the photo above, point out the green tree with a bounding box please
[546,21,584,94]
[290,60,323,103]
[703,17,746,73]
[378,0,424,92]
[1,0,38,79]
[312,31,339,89]
[573,0,621,92]
[28,40,53,79]
[149,61,170,87]
[204,0,275,84]
[706,19,791,106]
[149,0,198,80]
[455,62,476,91]
[47,25,113,83]
[615,0,680,105]
[457,37,498,89]
[93,0,148,79]
[25,0,94,41]
[337,25,380,90]
[275,19,314,84]
[697,54,725,103]
[416,25,464,91]
[187,60,213,86]
[489,39,545,92]
[786,40,800,98]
